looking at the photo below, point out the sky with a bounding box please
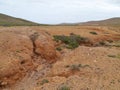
[0,0,120,24]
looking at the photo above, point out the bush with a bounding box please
[53,34,88,49]
[90,31,98,35]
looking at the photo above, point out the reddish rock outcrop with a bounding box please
[34,32,58,62]
[0,29,59,87]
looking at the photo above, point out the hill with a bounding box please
[0,13,42,26]
[80,17,120,26]
[58,17,120,26]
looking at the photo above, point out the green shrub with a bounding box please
[53,34,88,49]
[90,31,98,35]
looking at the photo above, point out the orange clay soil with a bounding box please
[0,26,120,90]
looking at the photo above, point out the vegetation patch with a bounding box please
[99,41,106,46]
[16,50,21,53]
[40,79,49,85]
[70,64,80,71]
[56,47,62,51]
[108,54,120,59]
[65,64,91,71]
[58,85,70,90]
[116,54,120,59]
[113,41,120,47]
[107,40,113,43]
[114,45,120,47]
[108,55,116,58]
[90,31,98,35]
[53,34,89,49]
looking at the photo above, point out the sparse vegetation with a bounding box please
[99,41,106,46]
[90,31,98,35]
[65,65,70,68]
[16,50,21,53]
[56,47,62,51]
[40,79,49,85]
[58,85,70,90]
[70,64,80,71]
[0,24,120,90]
[114,45,120,47]
[116,54,120,59]
[108,54,120,59]
[113,41,120,47]
[118,80,120,83]
[107,40,113,43]
[53,34,89,49]
[110,80,115,84]
[108,55,116,58]
[65,64,90,71]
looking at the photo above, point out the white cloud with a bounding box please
[0,0,120,24]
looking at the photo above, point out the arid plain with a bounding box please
[0,25,120,90]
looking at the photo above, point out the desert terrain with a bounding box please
[0,25,119,90]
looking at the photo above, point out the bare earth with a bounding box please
[0,26,120,90]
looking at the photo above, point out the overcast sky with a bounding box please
[0,0,120,24]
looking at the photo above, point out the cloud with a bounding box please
[0,0,120,24]
[108,0,120,5]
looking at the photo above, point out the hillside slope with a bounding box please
[0,26,120,90]
[0,13,40,26]
[58,17,120,26]
[80,17,120,26]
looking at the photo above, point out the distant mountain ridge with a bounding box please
[0,13,120,26]
[0,13,42,26]
[80,17,120,26]
[59,17,120,26]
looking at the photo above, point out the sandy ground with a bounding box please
[0,26,120,90]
